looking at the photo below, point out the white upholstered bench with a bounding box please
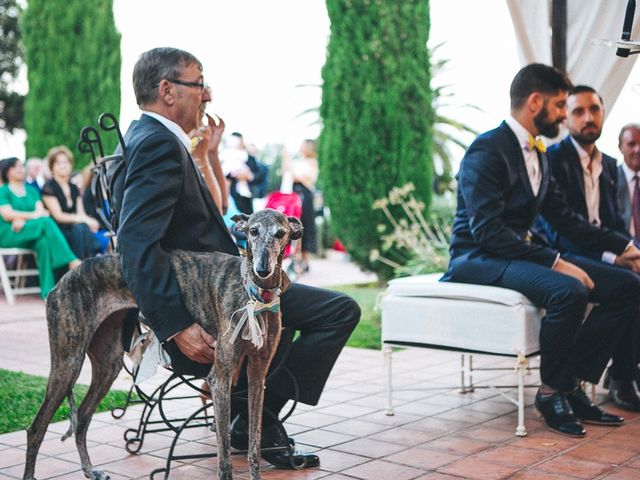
[380,273,544,436]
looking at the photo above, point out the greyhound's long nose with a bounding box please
[256,267,270,278]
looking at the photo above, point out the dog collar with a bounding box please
[244,277,282,305]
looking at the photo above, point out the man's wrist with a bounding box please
[602,251,617,264]
[624,240,634,253]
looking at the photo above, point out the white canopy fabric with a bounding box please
[506,0,640,117]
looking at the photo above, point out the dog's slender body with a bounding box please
[23,209,302,480]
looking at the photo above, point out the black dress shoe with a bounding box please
[230,416,320,469]
[566,387,624,425]
[608,379,640,412]
[534,391,586,437]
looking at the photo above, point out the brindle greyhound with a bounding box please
[23,209,303,480]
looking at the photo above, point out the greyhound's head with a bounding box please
[232,209,303,290]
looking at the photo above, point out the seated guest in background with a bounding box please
[536,85,640,412]
[0,157,80,298]
[443,63,640,437]
[616,123,640,239]
[77,166,111,253]
[25,158,47,192]
[41,146,102,259]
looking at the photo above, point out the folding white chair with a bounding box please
[0,248,41,305]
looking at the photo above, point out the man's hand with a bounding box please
[553,258,595,290]
[206,113,225,153]
[615,244,640,273]
[173,323,216,363]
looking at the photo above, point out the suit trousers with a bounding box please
[492,254,640,392]
[165,282,361,406]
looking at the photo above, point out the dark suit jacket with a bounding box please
[443,121,630,285]
[535,136,628,259]
[116,114,238,341]
[617,164,633,232]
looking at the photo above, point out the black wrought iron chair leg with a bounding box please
[149,403,218,480]
[111,382,138,419]
[123,381,166,453]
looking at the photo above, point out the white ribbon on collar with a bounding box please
[228,298,280,349]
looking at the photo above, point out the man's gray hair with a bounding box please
[618,122,640,146]
[133,47,202,107]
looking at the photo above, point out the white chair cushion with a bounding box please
[381,273,543,356]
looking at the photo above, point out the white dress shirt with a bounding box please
[141,111,192,151]
[505,116,541,196]
[570,137,603,227]
[567,138,620,263]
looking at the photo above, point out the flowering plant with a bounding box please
[371,183,451,276]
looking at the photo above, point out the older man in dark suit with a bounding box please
[535,86,640,412]
[617,123,640,237]
[443,64,640,437]
[115,47,360,468]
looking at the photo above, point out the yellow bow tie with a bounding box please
[527,135,547,153]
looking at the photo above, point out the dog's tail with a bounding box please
[61,393,78,442]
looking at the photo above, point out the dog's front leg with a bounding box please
[246,355,269,480]
[211,355,234,480]
[246,323,281,480]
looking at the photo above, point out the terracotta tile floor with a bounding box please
[2,296,640,479]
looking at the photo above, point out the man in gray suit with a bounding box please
[617,123,640,238]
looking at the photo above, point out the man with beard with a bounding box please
[442,64,640,437]
[536,86,640,412]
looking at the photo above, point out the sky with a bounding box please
[2,0,640,164]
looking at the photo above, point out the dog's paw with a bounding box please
[87,468,110,480]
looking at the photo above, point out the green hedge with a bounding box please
[21,0,121,166]
[319,0,434,280]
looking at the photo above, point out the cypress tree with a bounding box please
[0,0,24,132]
[319,0,433,278]
[21,0,120,167]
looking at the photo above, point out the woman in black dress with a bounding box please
[289,139,319,272]
[41,146,101,259]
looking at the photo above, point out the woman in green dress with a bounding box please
[0,158,81,298]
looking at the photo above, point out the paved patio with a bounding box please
[2,257,640,479]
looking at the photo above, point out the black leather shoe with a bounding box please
[230,416,320,469]
[608,379,640,412]
[566,387,624,425]
[534,391,586,437]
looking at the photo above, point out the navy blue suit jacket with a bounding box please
[115,114,239,341]
[617,164,633,232]
[535,136,628,259]
[443,122,630,285]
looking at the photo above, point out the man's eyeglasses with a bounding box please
[159,79,210,93]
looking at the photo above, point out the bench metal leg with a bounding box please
[515,352,528,437]
[460,354,475,393]
[383,344,394,416]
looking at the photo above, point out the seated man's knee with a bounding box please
[549,279,589,318]
[333,293,361,331]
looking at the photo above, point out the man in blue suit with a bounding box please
[538,86,640,412]
[443,64,640,437]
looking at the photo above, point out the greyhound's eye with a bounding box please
[275,229,286,239]
[249,227,259,236]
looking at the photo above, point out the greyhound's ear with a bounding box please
[280,268,291,293]
[232,213,250,232]
[288,217,304,240]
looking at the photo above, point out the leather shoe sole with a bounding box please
[566,388,624,426]
[230,416,320,469]
[608,382,640,412]
[534,392,586,438]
